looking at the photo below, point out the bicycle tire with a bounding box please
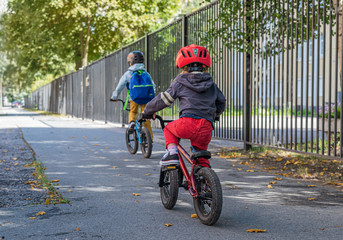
[193,167,222,225]
[125,128,138,154]
[160,168,179,209]
[140,128,152,158]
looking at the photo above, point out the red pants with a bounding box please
[164,117,213,167]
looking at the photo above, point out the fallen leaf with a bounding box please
[274,177,282,181]
[5,168,9,171]
[307,185,316,187]
[246,170,254,172]
[94,144,99,146]
[145,173,151,176]
[68,190,73,192]
[267,185,273,189]
[29,217,36,220]
[269,181,277,184]
[237,168,242,171]
[191,214,198,218]
[36,211,46,216]
[51,179,60,183]
[12,158,17,161]
[25,198,31,200]
[308,198,316,201]
[137,185,141,187]
[246,229,266,233]
[113,166,117,169]
[105,147,109,149]
[245,207,249,209]
[133,193,141,196]
[45,198,50,205]
[117,174,121,176]
[136,201,140,203]
[164,223,173,227]
[14,163,18,166]
[75,227,81,231]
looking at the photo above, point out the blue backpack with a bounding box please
[127,70,155,105]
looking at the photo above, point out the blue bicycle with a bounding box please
[110,99,152,158]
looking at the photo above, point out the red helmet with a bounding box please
[175,44,211,68]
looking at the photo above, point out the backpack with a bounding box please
[127,70,155,105]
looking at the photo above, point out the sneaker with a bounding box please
[128,121,135,129]
[160,151,179,166]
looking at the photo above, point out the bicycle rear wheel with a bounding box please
[140,128,152,158]
[193,167,222,225]
[160,168,179,209]
[125,128,138,154]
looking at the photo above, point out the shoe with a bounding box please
[160,151,179,166]
[128,121,135,129]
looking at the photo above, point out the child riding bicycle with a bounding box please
[143,44,226,167]
[110,50,156,139]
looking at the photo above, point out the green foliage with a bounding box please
[0,0,180,91]
[203,0,335,56]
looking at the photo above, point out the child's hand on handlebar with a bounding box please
[141,111,156,120]
[109,98,118,102]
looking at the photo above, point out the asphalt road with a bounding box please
[0,107,343,240]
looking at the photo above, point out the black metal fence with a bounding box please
[25,0,343,158]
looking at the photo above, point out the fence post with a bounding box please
[243,0,252,150]
[182,14,188,47]
[145,34,149,72]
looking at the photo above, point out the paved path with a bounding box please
[0,107,342,240]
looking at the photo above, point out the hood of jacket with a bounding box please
[175,72,214,93]
[128,63,146,72]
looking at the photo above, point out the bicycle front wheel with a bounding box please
[140,128,152,158]
[160,168,179,209]
[193,167,222,226]
[125,128,138,154]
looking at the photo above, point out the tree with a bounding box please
[203,0,335,55]
[0,0,180,90]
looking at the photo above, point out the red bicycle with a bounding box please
[143,114,223,225]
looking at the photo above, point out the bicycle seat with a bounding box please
[190,150,211,160]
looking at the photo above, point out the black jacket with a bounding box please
[144,72,226,123]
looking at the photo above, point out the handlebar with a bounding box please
[110,98,130,111]
[139,114,173,129]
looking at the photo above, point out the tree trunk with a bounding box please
[80,15,91,67]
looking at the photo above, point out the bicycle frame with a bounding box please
[154,115,200,198]
[176,145,199,198]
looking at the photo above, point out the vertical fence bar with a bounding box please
[311,0,315,153]
[328,0,333,156]
[244,0,252,150]
[305,0,310,152]
[322,1,327,155]
[290,0,294,150]
[334,0,342,156]
[286,1,290,149]
[316,1,321,153]
[182,15,188,47]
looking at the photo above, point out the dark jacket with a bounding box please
[144,72,226,123]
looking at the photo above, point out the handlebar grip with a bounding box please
[141,113,154,119]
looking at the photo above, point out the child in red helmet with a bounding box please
[143,44,226,167]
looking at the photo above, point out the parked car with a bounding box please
[11,101,23,108]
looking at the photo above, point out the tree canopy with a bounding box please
[0,0,180,92]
